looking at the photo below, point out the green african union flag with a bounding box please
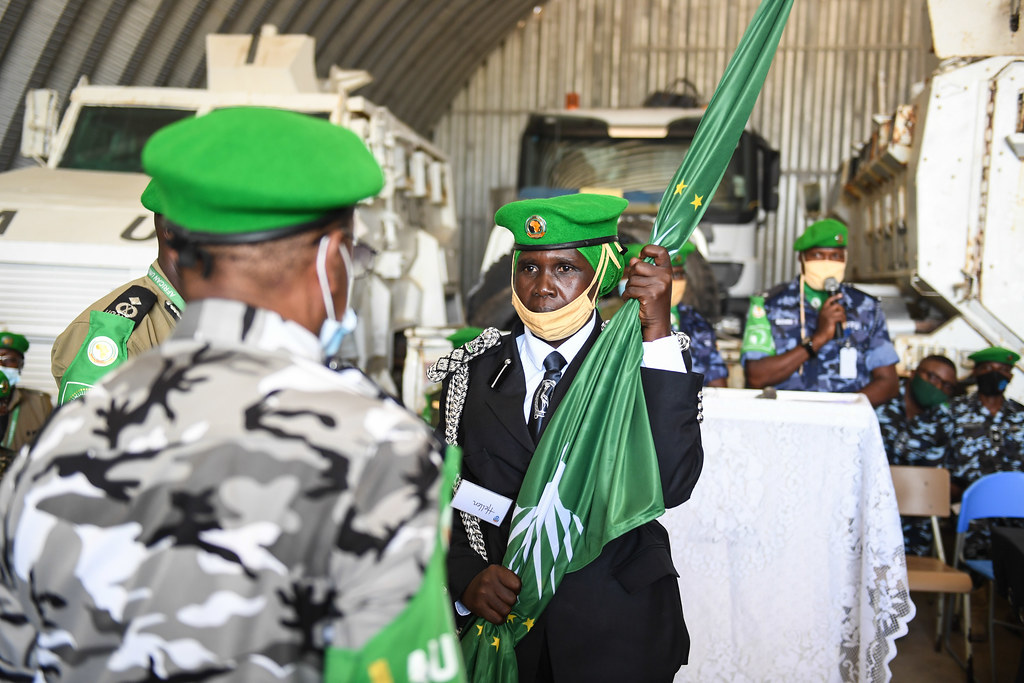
[460,1,793,681]
[325,446,466,683]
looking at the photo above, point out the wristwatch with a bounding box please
[801,337,817,358]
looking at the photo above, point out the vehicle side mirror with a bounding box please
[21,89,59,161]
[760,147,780,212]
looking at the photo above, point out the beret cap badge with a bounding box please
[525,215,547,239]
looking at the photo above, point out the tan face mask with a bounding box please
[511,243,620,342]
[670,280,687,307]
[802,259,846,291]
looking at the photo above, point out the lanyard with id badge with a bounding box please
[800,282,858,380]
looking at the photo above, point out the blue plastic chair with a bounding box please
[945,471,1024,682]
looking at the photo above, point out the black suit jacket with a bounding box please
[439,320,704,682]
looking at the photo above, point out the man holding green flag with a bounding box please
[431,192,704,682]
[430,0,793,679]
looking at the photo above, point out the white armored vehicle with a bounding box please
[831,0,1024,399]
[0,27,460,399]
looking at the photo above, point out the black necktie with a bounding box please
[528,351,567,442]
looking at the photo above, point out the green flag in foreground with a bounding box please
[325,446,467,683]
[650,0,794,257]
[460,301,660,681]
[461,1,793,680]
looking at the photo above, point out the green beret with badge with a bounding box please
[624,241,696,268]
[671,241,697,268]
[793,218,848,252]
[0,332,28,355]
[142,107,384,241]
[968,346,1021,366]
[495,193,628,297]
[140,179,166,214]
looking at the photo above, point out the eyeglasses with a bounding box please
[917,369,957,396]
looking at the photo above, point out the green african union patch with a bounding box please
[741,295,776,355]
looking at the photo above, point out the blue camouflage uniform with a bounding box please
[673,304,727,384]
[741,278,899,392]
[876,382,949,555]
[905,393,1024,558]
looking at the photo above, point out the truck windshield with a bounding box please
[518,116,755,221]
[58,106,195,172]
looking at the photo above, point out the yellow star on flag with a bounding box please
[524,617,536,632]
[691,194,703,210]
[674,180,688,195]
[476,624,484,636]
[491,636,501,651]
[506,614,517,623]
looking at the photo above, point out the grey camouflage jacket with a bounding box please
[0,298,442,682]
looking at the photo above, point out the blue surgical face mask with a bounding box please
[0,367,20,387]
[315,235,359,359]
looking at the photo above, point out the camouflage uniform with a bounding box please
[875,382,948,555]
[741,278,899,392]
[906,393,1024,558]
[0,298,442,681]
[673,303,727,384]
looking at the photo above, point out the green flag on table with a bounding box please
[325,446,467,683]
[460,1,793,681]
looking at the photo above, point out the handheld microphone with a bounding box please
[824,277,844,340]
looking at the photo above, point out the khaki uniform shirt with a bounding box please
[0,298,442,681]
[51,261,181,391]
[0,387,53,457]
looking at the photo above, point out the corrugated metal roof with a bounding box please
[0,0,545,170]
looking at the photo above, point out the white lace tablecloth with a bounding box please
[665,388,915,683]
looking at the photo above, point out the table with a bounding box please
[663,388,915,683]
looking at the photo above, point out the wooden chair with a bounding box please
[889,465,973,653]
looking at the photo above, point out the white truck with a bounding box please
[0,27,461,401]
[830,0,1024,400]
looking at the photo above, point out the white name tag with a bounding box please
[839,346,858,379]
[452,480,513,526]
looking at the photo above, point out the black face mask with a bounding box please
[975,370,1009,396]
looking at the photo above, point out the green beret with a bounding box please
[497,193,628,297]
[446,326,485,348]
[0,332,28,355]
[968,346,1021,366]
[671,241,697,267]
[140,179,166,214]
[624,240,695,267]
[794,218,848,251]
[622,242,645,262]
[142,107,384,240]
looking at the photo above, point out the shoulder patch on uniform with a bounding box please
[104,286,158,331]
[86,336,119,367]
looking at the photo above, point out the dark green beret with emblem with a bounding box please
[793,218,848,252]
[624,240,696,267]
[495,193,627,251]
[496,193,629,297]
[671,241,697,267]
[968,346,1021,366]
[0,332,28,355]
[142,107,384,242]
